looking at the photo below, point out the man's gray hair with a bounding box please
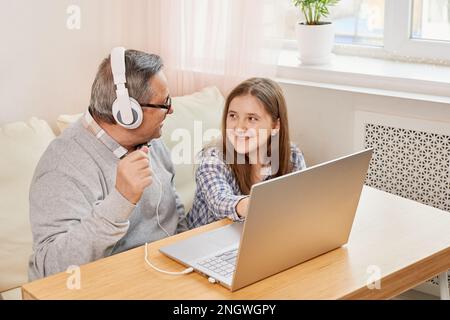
[89,50,163,124]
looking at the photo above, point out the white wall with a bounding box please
[0,0,153,131]
[280,82,450,166]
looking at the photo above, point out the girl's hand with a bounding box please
[236,197,250,218]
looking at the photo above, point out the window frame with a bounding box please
[384,0,450,61]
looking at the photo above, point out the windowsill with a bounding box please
[276,50,450,104]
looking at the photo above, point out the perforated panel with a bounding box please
[364,123,450,212]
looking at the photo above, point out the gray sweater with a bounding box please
[28,117,188,281]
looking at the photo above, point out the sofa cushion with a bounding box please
[0,118,55,292]
[56,113,83,134]
[56,86,225,211]
[162,86,224,210]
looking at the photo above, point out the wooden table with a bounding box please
[22,186,450,299]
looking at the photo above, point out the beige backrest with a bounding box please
[0,118,55,292]
[161,86,224,211]
[56,86,225,211]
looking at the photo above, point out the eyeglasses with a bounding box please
[140,96,172,112]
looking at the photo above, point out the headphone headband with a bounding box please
[111,47,127,86]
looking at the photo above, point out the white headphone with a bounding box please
[110,47,143,129]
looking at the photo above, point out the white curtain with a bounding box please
[146,0,284,96]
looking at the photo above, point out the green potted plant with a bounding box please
[292,0,339,65]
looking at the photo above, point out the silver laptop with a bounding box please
[160,148,373,291]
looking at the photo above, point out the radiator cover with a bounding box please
[355,111,450,295]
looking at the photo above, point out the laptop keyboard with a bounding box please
[197,248,238,277]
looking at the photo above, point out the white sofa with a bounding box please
[0,86,224,299]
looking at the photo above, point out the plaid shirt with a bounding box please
[187,143,306,228]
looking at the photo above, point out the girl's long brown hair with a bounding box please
[221,78,292,195]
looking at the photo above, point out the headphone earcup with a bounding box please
[129,97,143,128]
[112,97,143,129]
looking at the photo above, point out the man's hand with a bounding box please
[115,146,152,204]
[236,197,250,218]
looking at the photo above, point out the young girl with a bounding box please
[187,78,306,228]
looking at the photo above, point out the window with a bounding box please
[281,0,385,46]
[385,0,450,61]
[411,0,450,42]
[282,0,450,62]
[330,0,385,46]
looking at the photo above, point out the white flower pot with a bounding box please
[295,22,335,65]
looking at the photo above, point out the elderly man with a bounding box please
[28,48,188,280]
